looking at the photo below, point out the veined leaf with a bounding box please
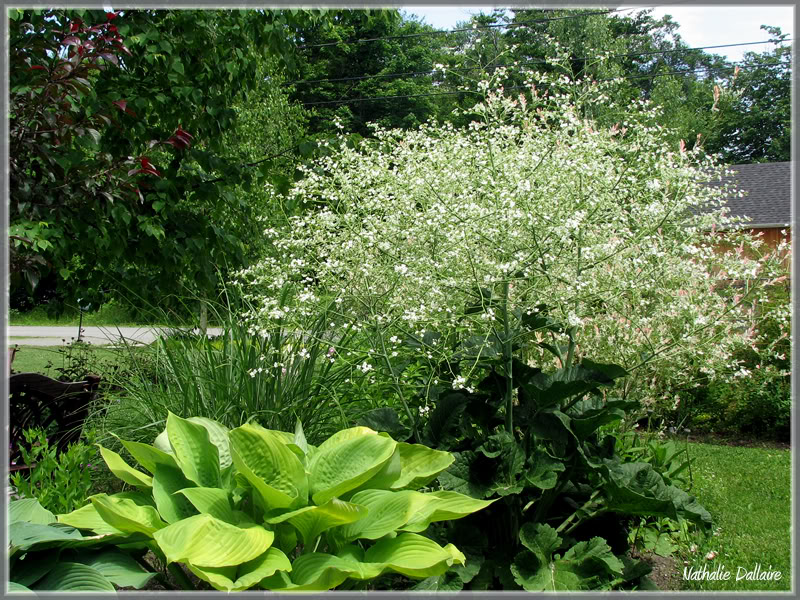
[166,412,221,488]
[363,532,466,578]
[116,434,179,474]
[390,442,454,490]
[153,513,274,568]
[265,498,368,546]
[187,547,291,591]
[401,490,496,532]
[152,463,198,524]
[97,444,153,488]
[229,422,308,510]
[9,498,56,525]
[73,549,157,589]
[176,487,236,523]
[308,427,397,505]
[32,562,116,591]
[90,493,167,536]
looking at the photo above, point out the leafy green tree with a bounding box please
[8,8,325,314]
[287,10,454,138]
[713,26,791,163]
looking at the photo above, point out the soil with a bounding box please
[685,432,790,451]
[630,547,683,590]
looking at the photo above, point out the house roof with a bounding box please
[706,162,792,228]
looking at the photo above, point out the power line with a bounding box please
[299,59,785,108]
[295,1,704,50]
[296,6,647,50]
[289,38,790,87]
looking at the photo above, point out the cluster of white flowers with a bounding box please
[234,67,788,406]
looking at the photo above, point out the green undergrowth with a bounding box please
[678,442,791,591]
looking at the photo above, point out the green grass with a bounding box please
[678,442,791,591]
[9,299,222,328]
[9,344,127,377]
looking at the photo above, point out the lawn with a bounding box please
[678,441,792,592]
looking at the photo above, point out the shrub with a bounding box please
[9,427,99,515]
[44,414,492,591]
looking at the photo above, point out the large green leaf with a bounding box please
[90,493,167,536]
[186,416,233,469]
[308,427,397,505]
[73,549,157,589]
[512,523,624,591]
[8,521,84,552]
[524,449,566,490]
[97,444,153,488]
[265,498,368,547]
[187,547,292,591]
[437,451,491,499]
[337,490,427,541]
[363,532,466,578]
[7,581,35,593]
[58,502,126,536]
[116,434,179,474]
[31,562,116,591]
[177,487,236,523]
[401,490,496,532]
[9,498,56,525]
[260,553,366,591]
[152,513,274,568]
[229,422,308,511]
[390,442,454,490]
[602,461,712,530]
[166,411,221,488]
[152,463,197,524]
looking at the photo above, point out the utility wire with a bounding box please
[295,1,702,49]
[300,59,785,107]
[289,38,790,87]
[297,7,624,49]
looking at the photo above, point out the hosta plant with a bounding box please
[49,413,494,591]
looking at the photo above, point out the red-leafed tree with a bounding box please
[8,8,332,315]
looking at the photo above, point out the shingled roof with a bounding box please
[709,162,792,228]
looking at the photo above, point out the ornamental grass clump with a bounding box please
[235,63,788,419]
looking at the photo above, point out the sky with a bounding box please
[401,5,794,62]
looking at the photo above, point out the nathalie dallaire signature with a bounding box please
[683,562,783,582]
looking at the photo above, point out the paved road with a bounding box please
[7,326,223,347]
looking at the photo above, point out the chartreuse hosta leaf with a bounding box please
[113,433,178,474]
[58,491,155,535]
[391,442,455,490]
[151,463,197,524]
[96,445,153,488]
[262,533,465,591]
[152,513,274,568]
[308,427,397,504]
[176,487,236,523]
[73,549,157,589]
[265,498,369,547]
[90,493,167,536]
[229,422,308,511]
[166,412,221,488]
[339,489,495,541]
[186,547,292,592]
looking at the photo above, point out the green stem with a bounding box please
[501,280,513,434]
[563,507,607,538]
[167,562,196,590]
[564,326,577,369]
[556,489,601,534]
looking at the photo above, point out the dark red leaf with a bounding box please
[113,100,137,116]
[100,53,119,66]
[29,65,47,71]
[106,11,118,20]
[62,35,81,47]
[70,22,80,33]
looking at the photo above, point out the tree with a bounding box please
[8,8,327,314]
[713,26,791,163]
[287,10,454,138]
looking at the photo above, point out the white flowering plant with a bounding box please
[235,64,786,434]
